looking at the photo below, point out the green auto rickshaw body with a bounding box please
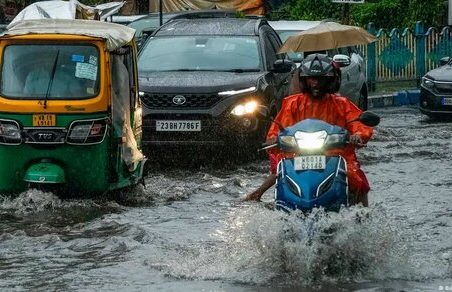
[0,19,145,196]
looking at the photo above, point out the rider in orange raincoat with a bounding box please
[245,54,373,206]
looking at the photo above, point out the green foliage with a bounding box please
[235,10,246,18]
[269,0,447,29]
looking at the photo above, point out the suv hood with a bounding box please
[139,71,264,93]
[425,65,452,81]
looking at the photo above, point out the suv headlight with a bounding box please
[231,100,258,116]
[422,77,435,89]
[0,120,21,145]
[218,86,256,97]
[294,130,327,150]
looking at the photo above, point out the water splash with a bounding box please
[152,204,437,286]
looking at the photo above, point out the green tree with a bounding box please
[269,0,447,29]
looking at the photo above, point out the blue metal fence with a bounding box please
[364,21,452,91]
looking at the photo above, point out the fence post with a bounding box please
[367,22,376,92]
[415,21,425,87]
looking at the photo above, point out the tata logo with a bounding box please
[172,95,186,105]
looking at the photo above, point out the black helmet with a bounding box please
[300,54,335,77]
[299,53,341,96]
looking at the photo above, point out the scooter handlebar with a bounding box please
[258,143,278,152]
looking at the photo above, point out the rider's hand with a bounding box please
[242,190,263,202]
[349,134,364,145]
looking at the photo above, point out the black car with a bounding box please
[420,56,452,117]
[137,16,294,151]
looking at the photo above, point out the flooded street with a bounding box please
[1,106,451,291]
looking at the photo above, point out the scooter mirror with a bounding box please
[359,111,380,127]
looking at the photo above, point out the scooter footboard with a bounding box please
[275,156,348,212]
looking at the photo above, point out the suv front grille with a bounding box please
[434,82,452,94]
[141,93,222,109]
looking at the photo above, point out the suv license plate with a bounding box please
[442,97,452,106]
[156,120,201,132]
[294,155,326,170]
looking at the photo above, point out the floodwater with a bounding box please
[1,106,451,291]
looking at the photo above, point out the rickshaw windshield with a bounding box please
[1,44,100,99]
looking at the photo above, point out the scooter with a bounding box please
[258,107,380,213]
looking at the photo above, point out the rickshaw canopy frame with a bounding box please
[1,19,136,52]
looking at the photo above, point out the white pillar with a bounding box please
[449,0,452,25]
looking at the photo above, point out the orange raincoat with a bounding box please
[267,92,374,196]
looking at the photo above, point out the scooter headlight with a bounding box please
[280,135,297,147]
[294,130,327,150]
[325,134,344,145]
[0,120,22,145]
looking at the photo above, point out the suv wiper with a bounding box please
[221,69,261,73]
[164,69,218,72]
[165,69,193,71]
[44,50,60,109]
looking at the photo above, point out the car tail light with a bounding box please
[0,120,22,145]
[67,118,108,145]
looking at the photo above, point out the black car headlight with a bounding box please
[421,77,435,89]
[230,100,258,116]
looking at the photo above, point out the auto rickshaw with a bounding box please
[0,19,146,196]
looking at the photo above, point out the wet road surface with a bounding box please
[1,106,451,291]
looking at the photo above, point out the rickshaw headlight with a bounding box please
[67,119,108,145]
[0,120,21,144]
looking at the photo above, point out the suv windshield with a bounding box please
[1,44,100,99]
[138,36,262,72]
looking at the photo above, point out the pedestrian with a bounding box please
[244,53,373,206]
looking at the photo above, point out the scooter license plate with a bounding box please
[294,155,326,170]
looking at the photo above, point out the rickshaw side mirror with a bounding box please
[358,111,380,127]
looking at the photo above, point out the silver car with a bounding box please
[269,20,369,110]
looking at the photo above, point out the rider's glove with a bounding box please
[349,134,364,146]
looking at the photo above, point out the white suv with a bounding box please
[269,20,369,110]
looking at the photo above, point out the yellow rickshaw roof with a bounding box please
[1,19,136,51]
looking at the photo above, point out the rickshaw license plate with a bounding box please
[442,97,452,106]
[33,114,56,127]
[294,155,326,170]
[156,120,201,131]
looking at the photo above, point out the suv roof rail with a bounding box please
[166,9,265,21]
[168,9,237,20]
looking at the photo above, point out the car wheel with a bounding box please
[358,88,368,111]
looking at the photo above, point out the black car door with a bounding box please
[260,27,291,112]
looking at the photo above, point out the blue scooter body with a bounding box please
[274,119,349,212]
